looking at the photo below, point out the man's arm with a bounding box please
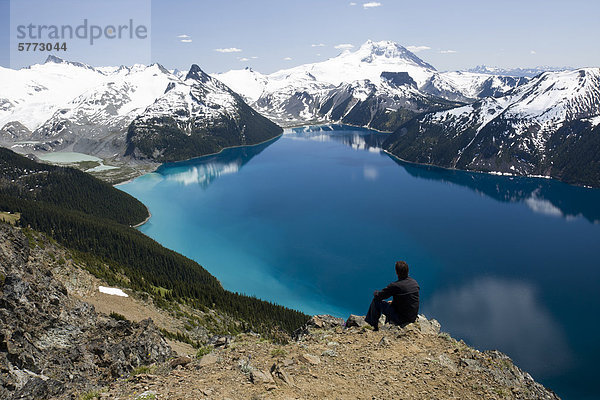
[374,282,398,301]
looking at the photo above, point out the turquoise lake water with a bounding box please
[120,125,600,400]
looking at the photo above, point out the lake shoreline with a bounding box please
[382,149,600,190]
[113,133,284,188]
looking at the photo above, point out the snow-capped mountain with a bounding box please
[267,40,437,88]
[468,65,573,78]
[384,68,600,186]
[32,63,179,156]
[0,57,281,162]
[125,65,281,162]
[0,57,106,132]
[215,40,527,130]
[421,72,529,102]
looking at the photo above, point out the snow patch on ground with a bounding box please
[98,286,128,297]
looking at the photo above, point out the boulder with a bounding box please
[307,315,345,329]
[250,369,275,384]
[169,356,192,368]
[298,353,320,365]
[293,314,344,339]
[416,315,441,335]
[345,314,368,328]
[271,363,294,386]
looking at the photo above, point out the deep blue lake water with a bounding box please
[120,125,600,400]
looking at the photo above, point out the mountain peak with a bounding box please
[44,55,65,64]
[185,64,211,83]
[42,55,96,70]
[351,40,436,71]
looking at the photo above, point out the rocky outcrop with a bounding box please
[101,313,560,400]
[0,224,173,399]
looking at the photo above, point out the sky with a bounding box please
[1,0,599,74]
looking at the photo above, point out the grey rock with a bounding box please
[321,349,338,357]
[293,314,344,339]
[307,315,344,330]
[210,335,233,347]
[345,314,368,328]
[416,315,441,335]
[437,354,457,373]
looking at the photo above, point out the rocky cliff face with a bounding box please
[0,224,173,399]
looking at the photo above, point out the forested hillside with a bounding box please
[0,148,308,337]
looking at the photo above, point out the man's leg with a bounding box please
[379,301,401,326]
[365,298,384,330]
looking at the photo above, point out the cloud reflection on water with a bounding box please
[286,124,386,152]
[524,190,565,217]
[167,161,241,186]
[424,278,572,378]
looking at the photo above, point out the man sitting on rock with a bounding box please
[365,261,420,331]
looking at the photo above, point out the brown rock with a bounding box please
[199,353,218,367]
[298,353,320,365]
[271,363,294,386]
[170,356,192,368]
[250,369,275,384]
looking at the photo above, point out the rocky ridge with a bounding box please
[0,223,173,400]
[100,315,559,400]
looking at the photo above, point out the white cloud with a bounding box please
[311,43,325,47]
[180,39,192,43]
[349,2,357,5]
[251,56,259,59]
[363,2,381,8]
[406,45,431,53]
[177,34,190,39]
[530,50,537,55]
[334,43,354,50]
[440,49,457,54]
[283,57,292,61]
[214,48,242,53]
[239,57,250,62]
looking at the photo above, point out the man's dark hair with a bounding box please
[395,261,409,279]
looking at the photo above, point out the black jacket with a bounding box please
[374,277,420,323]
